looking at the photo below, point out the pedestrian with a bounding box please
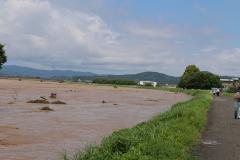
[216,88,220,96]
[234,95,240,119]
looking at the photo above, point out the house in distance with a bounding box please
[220,77,240,90]
[138,81,158,87]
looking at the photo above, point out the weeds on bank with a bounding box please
[63,90,212,160]
[223,92,235,97]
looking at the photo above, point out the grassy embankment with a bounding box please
[223,92,235,97]
[63,88,212,160]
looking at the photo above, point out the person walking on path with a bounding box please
[193,96,240,160]
[216,88,220,96]
[234,95,240,119]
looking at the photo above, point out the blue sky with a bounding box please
[0,0,239,76]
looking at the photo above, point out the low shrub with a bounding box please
[226,86,238,93]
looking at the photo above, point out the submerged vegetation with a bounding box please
[63,89,212,160]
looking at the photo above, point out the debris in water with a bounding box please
[40,106,54,111]
[102,100,107,103]
[49,93,57,99]
[51,100,66,104]
[40,96,47,100]
[27,99,50,104]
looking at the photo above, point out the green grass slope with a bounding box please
[63,89,212,160]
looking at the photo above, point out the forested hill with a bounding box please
[0,66,180,84]
[0,65,96,78]
[75,72,180,84]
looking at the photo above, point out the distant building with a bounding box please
[220,78,240,90]
[138,81,157,87]
[83,80,93,84]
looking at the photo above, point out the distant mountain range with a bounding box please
[0,65,96,78]
[0,65,180,84]
[75,72,180,84]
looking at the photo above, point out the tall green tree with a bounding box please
[185,71,222,89]
[178,65,200,88]
[0,43,7,68]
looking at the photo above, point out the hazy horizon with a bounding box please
[0,0,239,76]
[1,65,180,76]
[2,65,239,78]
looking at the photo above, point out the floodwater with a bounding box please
[0,79,191,160]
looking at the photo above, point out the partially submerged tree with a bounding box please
[0,43,7,68]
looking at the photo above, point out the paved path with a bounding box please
[194,96,240,160]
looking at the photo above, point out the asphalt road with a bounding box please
[193,96,240,160]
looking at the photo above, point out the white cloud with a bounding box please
[193,48,240,76]
[0,0,120,70]
[218,48,240,63]
[201,45,217,53]
[29,35,49,48]
[0,0,239,76]
[0,0,186,74]
[123,23,180,39]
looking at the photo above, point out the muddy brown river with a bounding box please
[0,79,190,160]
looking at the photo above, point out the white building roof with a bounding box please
[220,79,234,82]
